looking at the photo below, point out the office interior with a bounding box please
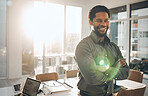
[0,0,148,96]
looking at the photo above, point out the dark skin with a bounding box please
[120,58,126,66]
[89,12,126,67]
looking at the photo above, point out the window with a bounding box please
[45,3,64,55]
[109,6,128,59]
[130,1,148,61]
[130,1,148,18]
[110,6,127,20]
[109,1,148,64]
[108,21,127,58]
[132,30,138,38]
[23,1,81,75]
[66,5,81,54]
[143,31,148,37]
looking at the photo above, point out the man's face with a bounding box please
[90,12,110,37]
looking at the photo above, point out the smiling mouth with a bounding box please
[98,27,107,32]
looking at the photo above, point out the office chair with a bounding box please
[117,86,146,96]
[128,69,143,83]
[36,72,59,82]
[66,70,79,78]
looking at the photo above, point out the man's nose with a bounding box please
[100,21,106,26]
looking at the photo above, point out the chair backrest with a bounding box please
[117,86,146,96]
[66,70,79,78]
[36,72,59,82]
[128,69,143,83]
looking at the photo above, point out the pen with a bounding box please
[64,82,73,88]
[55,80,73,88]
[53,83,55,86]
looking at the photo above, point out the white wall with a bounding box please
[7,0,34,79]
[7,0,22,78]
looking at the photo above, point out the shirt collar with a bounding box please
[90,30,110,44]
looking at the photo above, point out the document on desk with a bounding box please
[43,81,71,94]
[116,79,146,90]
[0,87,11,96]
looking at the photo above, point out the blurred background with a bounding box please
[0,0,148,79]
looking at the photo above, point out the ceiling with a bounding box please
[77,0,146,8]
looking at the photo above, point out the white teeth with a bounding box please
[100,28,106,30]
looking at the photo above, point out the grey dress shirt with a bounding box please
[75,31,129,96]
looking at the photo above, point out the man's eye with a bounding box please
[105,20,109,22]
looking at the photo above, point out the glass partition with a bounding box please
[130,1,148,71]
[110,5,127,20]
[108,21,128,59]
[130,18,148,60]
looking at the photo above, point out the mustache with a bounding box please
[97,26,108,29]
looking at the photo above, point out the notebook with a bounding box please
[42,80,71,95]
[21,78,41,96]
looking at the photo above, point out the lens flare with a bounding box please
[95,56,110,72]
[95,56,120,81]
[107,59,120,81]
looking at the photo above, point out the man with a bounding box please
[75,5,129,96]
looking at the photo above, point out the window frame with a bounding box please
[109,1,148,65]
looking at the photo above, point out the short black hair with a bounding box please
[88,5,110,22]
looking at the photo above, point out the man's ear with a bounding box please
[108,20,110,27]
[89,19,93,25]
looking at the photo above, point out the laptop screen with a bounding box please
[23,78,41,96]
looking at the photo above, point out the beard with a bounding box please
[94,25,109,37]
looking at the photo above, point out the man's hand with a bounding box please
[120,58,126,67]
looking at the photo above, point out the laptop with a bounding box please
[21,78,41,96]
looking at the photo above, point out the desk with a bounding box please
[116,79,146,96]
[38,78,79,96]
[116,79,146,90]
[38,89,78,96]
[0,78,79,96]
[1,79,146,96]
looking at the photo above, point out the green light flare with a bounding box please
[106,60,120,81]
[95,56,120,81]
[95,56,110,72]
[99,60,105,66]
